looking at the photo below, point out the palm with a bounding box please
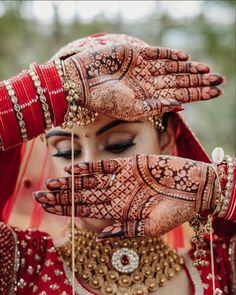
[35,155,216,238]
[64,44,223,121]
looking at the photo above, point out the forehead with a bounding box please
[46,114,145,138]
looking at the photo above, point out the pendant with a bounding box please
[111,247,139,273]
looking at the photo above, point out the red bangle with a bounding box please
[224,161,236,221]
[33,63,54,123]
[0,82,22,149]
[20,71,46,137]
[11,73,35,139]
[37,62,67,126]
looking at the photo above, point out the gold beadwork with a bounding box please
[4,80,28,142]
[147,115,164,132]
[57,225,184,294]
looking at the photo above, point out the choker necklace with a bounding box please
[57,225,184,295]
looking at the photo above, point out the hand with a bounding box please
[34,155,217,239]
[63,44,224,121]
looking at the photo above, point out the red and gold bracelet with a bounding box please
[212,147,235,219]
[3,80,28,143]
[36,61,67,126]
[0,82,22,149]
[18,71,45,138]
[29,65,53,130]
[218,155,235,219]
[11,73,37,140]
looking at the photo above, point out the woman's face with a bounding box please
[46,114,174,232]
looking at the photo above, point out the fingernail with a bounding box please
[210,75,224,86]
[34,191,44,200]
[97,230,123,240]
[171,106,184,112]
[95,237,109,243]
[210,87,221,97]
[64,165,70,172]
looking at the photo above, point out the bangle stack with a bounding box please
[218,155,235,218]
[3,80,28,142]
[54,58,98,128]
[29,65,53,130]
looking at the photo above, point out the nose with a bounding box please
[78,144,101,163]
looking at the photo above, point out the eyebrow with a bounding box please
[95,120,142,136]
[45,130,80,140]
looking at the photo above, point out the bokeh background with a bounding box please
[0,0,235,155]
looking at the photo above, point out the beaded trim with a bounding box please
[218,155,234,217]
[11,227,20,294]
[181,251,204,295]
[29,65,53,130]
[0,222,20,295]
[229,236,236,294]
[62,259,95,295]
[3,80,28,142]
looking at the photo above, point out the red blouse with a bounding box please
[0,223,235,295]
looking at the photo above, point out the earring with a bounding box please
[147,115,165,132]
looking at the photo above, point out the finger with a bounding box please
[42,202,113,219]
[140,47,189,61]
[46,174,116,191]
[148,61,210,75]
[97,220,151,240]
[153,73,224,90]
[155,86,223,103]
[34,187,112,206]
[132,98,181,120]
[64,159,122,175]
[34,190,79,206]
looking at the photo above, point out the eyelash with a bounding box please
[52,140,136,159]
[52,150,81,160]
[105,140,135,154]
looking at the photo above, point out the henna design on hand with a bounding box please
[63,44,224,121]
[35,155,217,238]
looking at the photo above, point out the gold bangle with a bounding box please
[29,65,53,130]
[4,80,28,142]
[54,58,98,128]
[218,155,234,218]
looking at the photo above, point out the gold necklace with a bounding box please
[57,225,184,295]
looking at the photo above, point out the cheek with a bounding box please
[51,158,67,176]
[134,129,161,155]
[47,146,68,176]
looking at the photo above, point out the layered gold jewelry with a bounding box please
[218,155,234,217]
[146,114,164,132]
[57,225,184,295]
[54,58,99,128]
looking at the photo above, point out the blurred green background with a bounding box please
[0,0,235,156]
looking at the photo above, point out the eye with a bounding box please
[105,139,135,154]
[52,150,81,160]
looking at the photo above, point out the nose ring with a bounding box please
[109,174,117,187]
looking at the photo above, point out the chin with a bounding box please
[76,218,115,233]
